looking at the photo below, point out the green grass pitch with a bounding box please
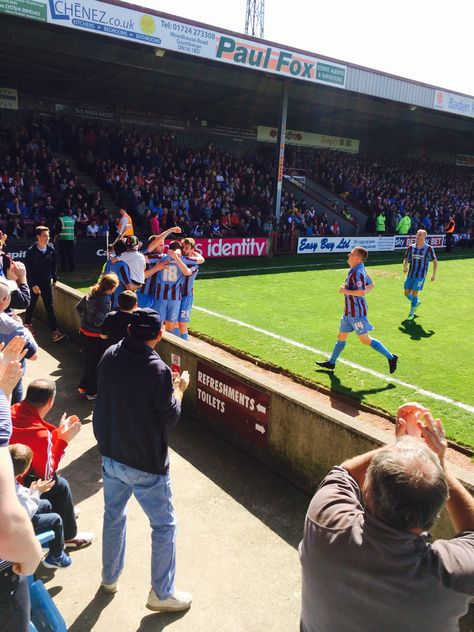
[66,251,474,450]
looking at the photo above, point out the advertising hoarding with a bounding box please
[196,362,270,446]
[456,154,474,167]
[394,235,445,249]
[43,0,346,88]
[433,90,474,119]
[258,126,359,153]
[0,87,19,110]
[297,236,395,254]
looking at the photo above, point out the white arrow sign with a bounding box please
[256,403,267,414]
[255,423,266,434]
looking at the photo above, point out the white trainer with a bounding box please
[146,589,192,612]
[101,582,118,594]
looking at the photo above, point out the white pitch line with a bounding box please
[194,305,474,415]
[199,258,398,276]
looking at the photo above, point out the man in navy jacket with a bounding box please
[93,308,192,613]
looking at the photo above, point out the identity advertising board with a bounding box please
[433,90,474,119]
[297,236,395,254]
[456,154,474,167]
[176,237,268,259]
[6,237,267,262]
[0,87,19,110]
[43,0,347,88]
[196,362,270,446]
[258,126,359,154]
[394,235,446,249]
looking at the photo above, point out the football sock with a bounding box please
[405,293,412,301]
[173,328,181,337]
[411,295,419,309]
[180,332,189,341]
[370,339,393,360]
[329,341,346,364]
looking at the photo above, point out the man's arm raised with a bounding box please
[421,412,474,533]
[147,227,182,252]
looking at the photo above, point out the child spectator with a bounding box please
[9,443,72,569]
[100,290,138,347]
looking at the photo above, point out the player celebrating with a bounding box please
[177,238,205,341]
[317,247,398,374]
[135,227,182,308]
[403,229,437,320]
[155,241,196,335]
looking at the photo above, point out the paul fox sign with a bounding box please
[215,36,346,87]
[34,1,348,89]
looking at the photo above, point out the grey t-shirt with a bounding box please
[299,466,474,632]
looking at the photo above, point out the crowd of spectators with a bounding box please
[73,121,276,238]
[0,118,116,241]
[288,148,474,235]
[2,116,474,244]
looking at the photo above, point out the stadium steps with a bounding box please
[54,152,117,216]
[283,175,360,235]
[304,178,367,226]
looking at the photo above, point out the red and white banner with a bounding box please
[166,237,268,259]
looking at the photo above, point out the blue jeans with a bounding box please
[0,570,30,632]
[24,473,77,541]
[31,499,65,557]
[101,457,177,599]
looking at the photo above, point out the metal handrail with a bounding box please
[283,173,358,227]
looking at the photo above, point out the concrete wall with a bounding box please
[36,283,474,540]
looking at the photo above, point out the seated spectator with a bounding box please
[329,220,340,236]
[76,273,119,400]
[262,217,274,236]
[6,217,23,240]
[210,220,222,237]
[221,210,233,233]
[100,290,138,347]
[192,223,204,238]
[9,443,72,569]
[5,196,26,219]
[87,219,99,238]
[10,378,94,548]
[76,208,89,237]
[98,219,109,237]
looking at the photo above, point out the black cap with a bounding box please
[129,308,161,340]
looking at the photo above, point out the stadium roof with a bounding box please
[0,2,473,147]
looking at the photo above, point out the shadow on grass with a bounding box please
[315,368,396,404]
[398,318,435,341]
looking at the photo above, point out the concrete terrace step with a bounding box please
[25,319,305,632]
[53,152,118,214]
